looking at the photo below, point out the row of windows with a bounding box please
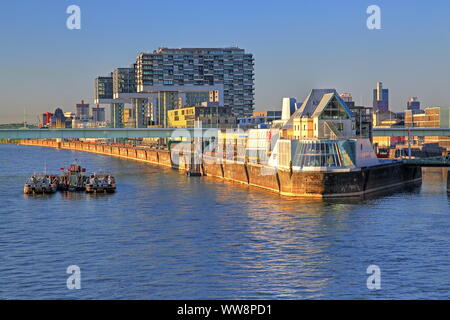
[293,142,343,168]
[294,123,344,131]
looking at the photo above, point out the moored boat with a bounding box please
[23,174,58,194]
[58,164,88,191]
[23,163,117,194]
[85,174,116,193]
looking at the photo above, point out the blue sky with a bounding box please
[0,0,449,123]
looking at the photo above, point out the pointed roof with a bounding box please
[297,89,336,118]
[283,89,353,129]
[311,93,335,118]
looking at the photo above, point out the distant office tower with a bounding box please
[135,47,254,118]
[92,105,106,122]
[76,100,90,121]
[373,82,389,112]
[52,107,66,128]
[281,98,297,120]
[407,97,421,111]
[40,112,53,127]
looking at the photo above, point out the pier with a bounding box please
[19,139,422,198]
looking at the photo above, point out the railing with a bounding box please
[323,121,343,139]
[373,127,450,137]
[403,155,450,167]
[0,128,218,139]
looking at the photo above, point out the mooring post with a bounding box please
[447,169,450,194]
[186,121,202,176]
[407,128,412,159]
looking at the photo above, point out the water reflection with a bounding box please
[2,145,450,299]
[422,168,448,194]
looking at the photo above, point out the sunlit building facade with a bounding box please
[135,47,254,118]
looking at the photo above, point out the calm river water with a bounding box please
[0,144,449,299]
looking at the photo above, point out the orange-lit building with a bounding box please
[404,106,450,150]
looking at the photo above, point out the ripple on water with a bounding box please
[0,145,449,299]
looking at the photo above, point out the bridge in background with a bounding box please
[0,128,216,139]
[373,127,450,137]
[403,155,450,167]
[1,127,450,139]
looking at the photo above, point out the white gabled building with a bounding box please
[283,89,354,140]
[268,89,381,171]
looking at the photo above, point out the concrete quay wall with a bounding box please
[21,139,172,168]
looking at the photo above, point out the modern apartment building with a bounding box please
[94,76,113,101]
[111,67,136,127]
[94,69,135,128]
[135,47,254,118]
[112,67,136,97]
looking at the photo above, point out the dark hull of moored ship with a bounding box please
[201,158,422,198]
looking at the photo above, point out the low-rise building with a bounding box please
[372,110,404,148]
[405,106,450,150]
[237,111,282,129]
[167,102,236,128]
